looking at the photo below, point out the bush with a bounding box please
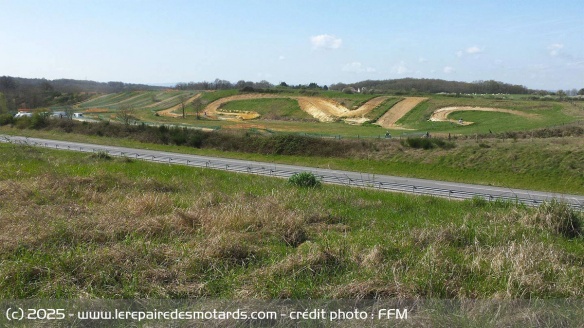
[0,114,14,126]
[30,113,49,129]
[402,137,434,149]
[401,137,455,150]
[14,117,32,129]
[288,172,321,188]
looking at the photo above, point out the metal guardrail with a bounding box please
[2,137,583,211]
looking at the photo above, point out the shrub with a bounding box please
[90,150,112,160]
[401,137,455,150]
[30,113,48,129]
[402,137,434,149]
[14,117,32,129]
[529,200,582,238]
[0,114,14,126]
[288,172,321,188]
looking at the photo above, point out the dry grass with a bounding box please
[0,144,582,300]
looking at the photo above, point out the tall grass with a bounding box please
[0,143,582,299]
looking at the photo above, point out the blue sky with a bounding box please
[1,0,582,90]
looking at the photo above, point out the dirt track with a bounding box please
[430,106,538,125]
[203,94,391,122]
[375,97,427,128]
[157,94,202,118]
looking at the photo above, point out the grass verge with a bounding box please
[0,143,582,299]
[1,125,583,195]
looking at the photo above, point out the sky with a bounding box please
[1,0,582,90]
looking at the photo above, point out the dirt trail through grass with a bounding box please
[157,94,203,118]
[430,106,539,125]
[203,94,392,123]
[376,97,427,128]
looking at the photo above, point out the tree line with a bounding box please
[329,78,534,95]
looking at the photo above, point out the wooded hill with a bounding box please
[0,76,163,112]
[330,78,532,95]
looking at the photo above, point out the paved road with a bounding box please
[2,135,583,209]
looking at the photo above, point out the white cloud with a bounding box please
[278,55,286,61]
[466,46,483,54]
[443,66,455,74]
[310,34,342,50]
[457,46,484,57]
[392,61,410,75]
[342,62,376,73]
[548,43,564,56]
[418,57,428,63]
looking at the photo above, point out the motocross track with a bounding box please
[430,106,539,125]
[156,94,203,118]
[202,94,391,122]
[375,97,427,129]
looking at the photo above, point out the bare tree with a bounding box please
[192,97,206,120]
[179,94,187,119]
[64,106,75,119]
[118,105,136,127]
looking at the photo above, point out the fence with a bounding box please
[2,135,582,211]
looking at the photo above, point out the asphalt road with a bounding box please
[2,134,583,209]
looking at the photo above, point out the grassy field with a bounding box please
[398,96,582,135]
[76,90,199,112]
[0,143,582,299]
[219,98,317,121]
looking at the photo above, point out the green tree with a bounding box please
[578,88,584,96]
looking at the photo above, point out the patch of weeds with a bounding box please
[470,196,489,208]
[528,200,582,238]
[288,172,321,188]
[90,150,112,160]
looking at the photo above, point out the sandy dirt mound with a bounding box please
[340,96,391,118]
[430,106,539,125]
[157,94,202,118]
[203,94,393,123]
[344,117,370,125]
[375,97,427,128]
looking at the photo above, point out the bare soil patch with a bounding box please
[340,96,391,118]
[430,106,539,125]
[84,108,110,113]
[376,97,427,129]
[203,94,392,123]
[157,94,202,118]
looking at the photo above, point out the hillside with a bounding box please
[0,76,163,111]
